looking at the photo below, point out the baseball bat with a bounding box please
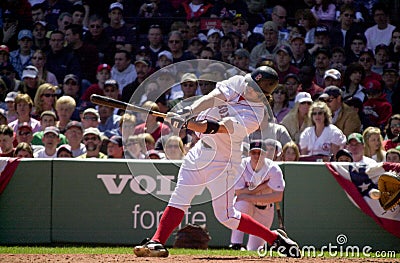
[275,202,286,232]
[90,94,167,118]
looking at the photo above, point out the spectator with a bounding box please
[358,49,382,85]
[283,73,301,108]
[81,108,100,130]
[102,79,120,102]
[4,91,18,123]
[33,126,61,158]
[145,149,164,159]
[104,2,136,53]
[205,28,222,54]
[1,10,19,51]
[381,61,399,105]
[281,92,313,144]
[274,45,299,84]
[0,124,15,157]
[299,101,346,159]
[341,62,366,102]
[298,65,323,98]
[314,48,331,88]
[105,135,124,158]
[232,14,261,52]
[372,44,389,75]
[43,1,73,31]
[364,3,395,51]
[319,85,361,136]
[0,109,8,125]
[111,50,137,95]
[282,141,300,161]
[330,47,346,73]
[0,45,11,67]
[8,93,41,133]
[32,83,58,119]
[362,126,386,162]
[30,49,58,87]
[31,111,67,146]
[80,64,111,103]
[122,59,151,103]
[290,33,313,70]
[271,5,289,42]
[64,121,86,157]
[168,73,199,110]
[18,65,45,101]
[382,114,400,151]
[46,30,81,84]
[65,24,99,85]
[156,50,173,69]
[31,21,48,51]
[15,122,34,145]
[264,138,283,161]
[0,78,9,109]
[56,144,73,158]
[343,97,371,132]
[98,105,121,134]
[308,25,331,57]
[14,142,33,158]
[386,148,400,163]
[198,73,217,96]
[61,74,82,121]
[345,32,367,64]
[167,31,196,63]
[124,134,145,159]
[138,0,174,18]
[295,9,317,48]
[388,27,400,64]
[164,135,185,160]
[310,0,336,26]
[270,85,290,123]
[55,12,72,34]
[363,80,392,130]
[134,101,170,142]
[77,127,107,158]
[70,4,87,29]
[143,24,169,68]
[335,148,353,162]
[139,132,156,153]
[83,14,114,65]
[9,29,35,78]
[250,21,282,68]
[346,132,376,164]
[55,95,76,133]
[323,68,342,90]
[1,63,20,91]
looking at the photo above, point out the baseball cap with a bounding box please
[347,133,363,144]
[295,92,313,104]
[57,144,72,156]
[83,108,100,119]
[189,37,203,46]
[275,45,293,57]
[314,47,331,58]
[351,32,367,44]
[104,79,119,89]
[335,149,353,161]
[33,21,47,28]
[265,138,282,156]
[0,45,9,53]
[359,49,374,58]
[158,50,173,61]
[180,73,198,83]
[18,29,33,41]
[383,61,398,74]
[249,140,266,151]
[106,135,123,147]
[364,80,382,92]
[21,65,38,79]
[63,74,79,84]
[83,127,101,137]
[134,59,150,66]
[65,121,83,131]
[262,21,278,33]
[207,28,223,38]
[97,64,111,73]
[284,73,300,83]
[234,48,250,58]
[290,33,305,42]
[40,110,57,120]
[5,91,18,102]
[43,126,60,136]
[17,122,32,131]
[315,25,329,36]
[146,149,164,159]
[322,85,342,98]
[109,2,123,11]
[324,69,341,80]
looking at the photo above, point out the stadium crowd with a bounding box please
[0,0,400,162]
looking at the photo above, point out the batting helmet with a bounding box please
[245,66,279,96]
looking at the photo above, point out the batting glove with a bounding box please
[176,106,193,120]
[165,112,186,129]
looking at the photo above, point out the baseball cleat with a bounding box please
[133,238,169,257]
[271,230,301,258]
[229,243,246,251]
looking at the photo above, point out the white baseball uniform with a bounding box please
[168,75,266,230]
[230,157,285,250]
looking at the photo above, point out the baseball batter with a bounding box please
[133,66,301,258]
[230,140,285,251]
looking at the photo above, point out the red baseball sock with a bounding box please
[237,213,278,244]
[152,206,184,244]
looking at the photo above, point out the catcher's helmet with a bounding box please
[245,66,279,96]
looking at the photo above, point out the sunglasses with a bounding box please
[83,116,98,121]
[390,123,400,128]
[90,24,102,29]
[320,98,334,103]
[312,111,324,116]
[274,90,286,95]
[42,93,56,97]
[18,131,32,136]
[83,136,98,141]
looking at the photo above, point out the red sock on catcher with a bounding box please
[237,212,278,244]
[152,206,185,244]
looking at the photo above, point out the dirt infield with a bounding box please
[0,254,397,262]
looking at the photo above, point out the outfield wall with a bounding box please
[0,159,398,250]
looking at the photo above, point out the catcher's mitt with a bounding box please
[173,224,211,249]
[378,172,400,210]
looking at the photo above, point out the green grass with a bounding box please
[0,246,398,258]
